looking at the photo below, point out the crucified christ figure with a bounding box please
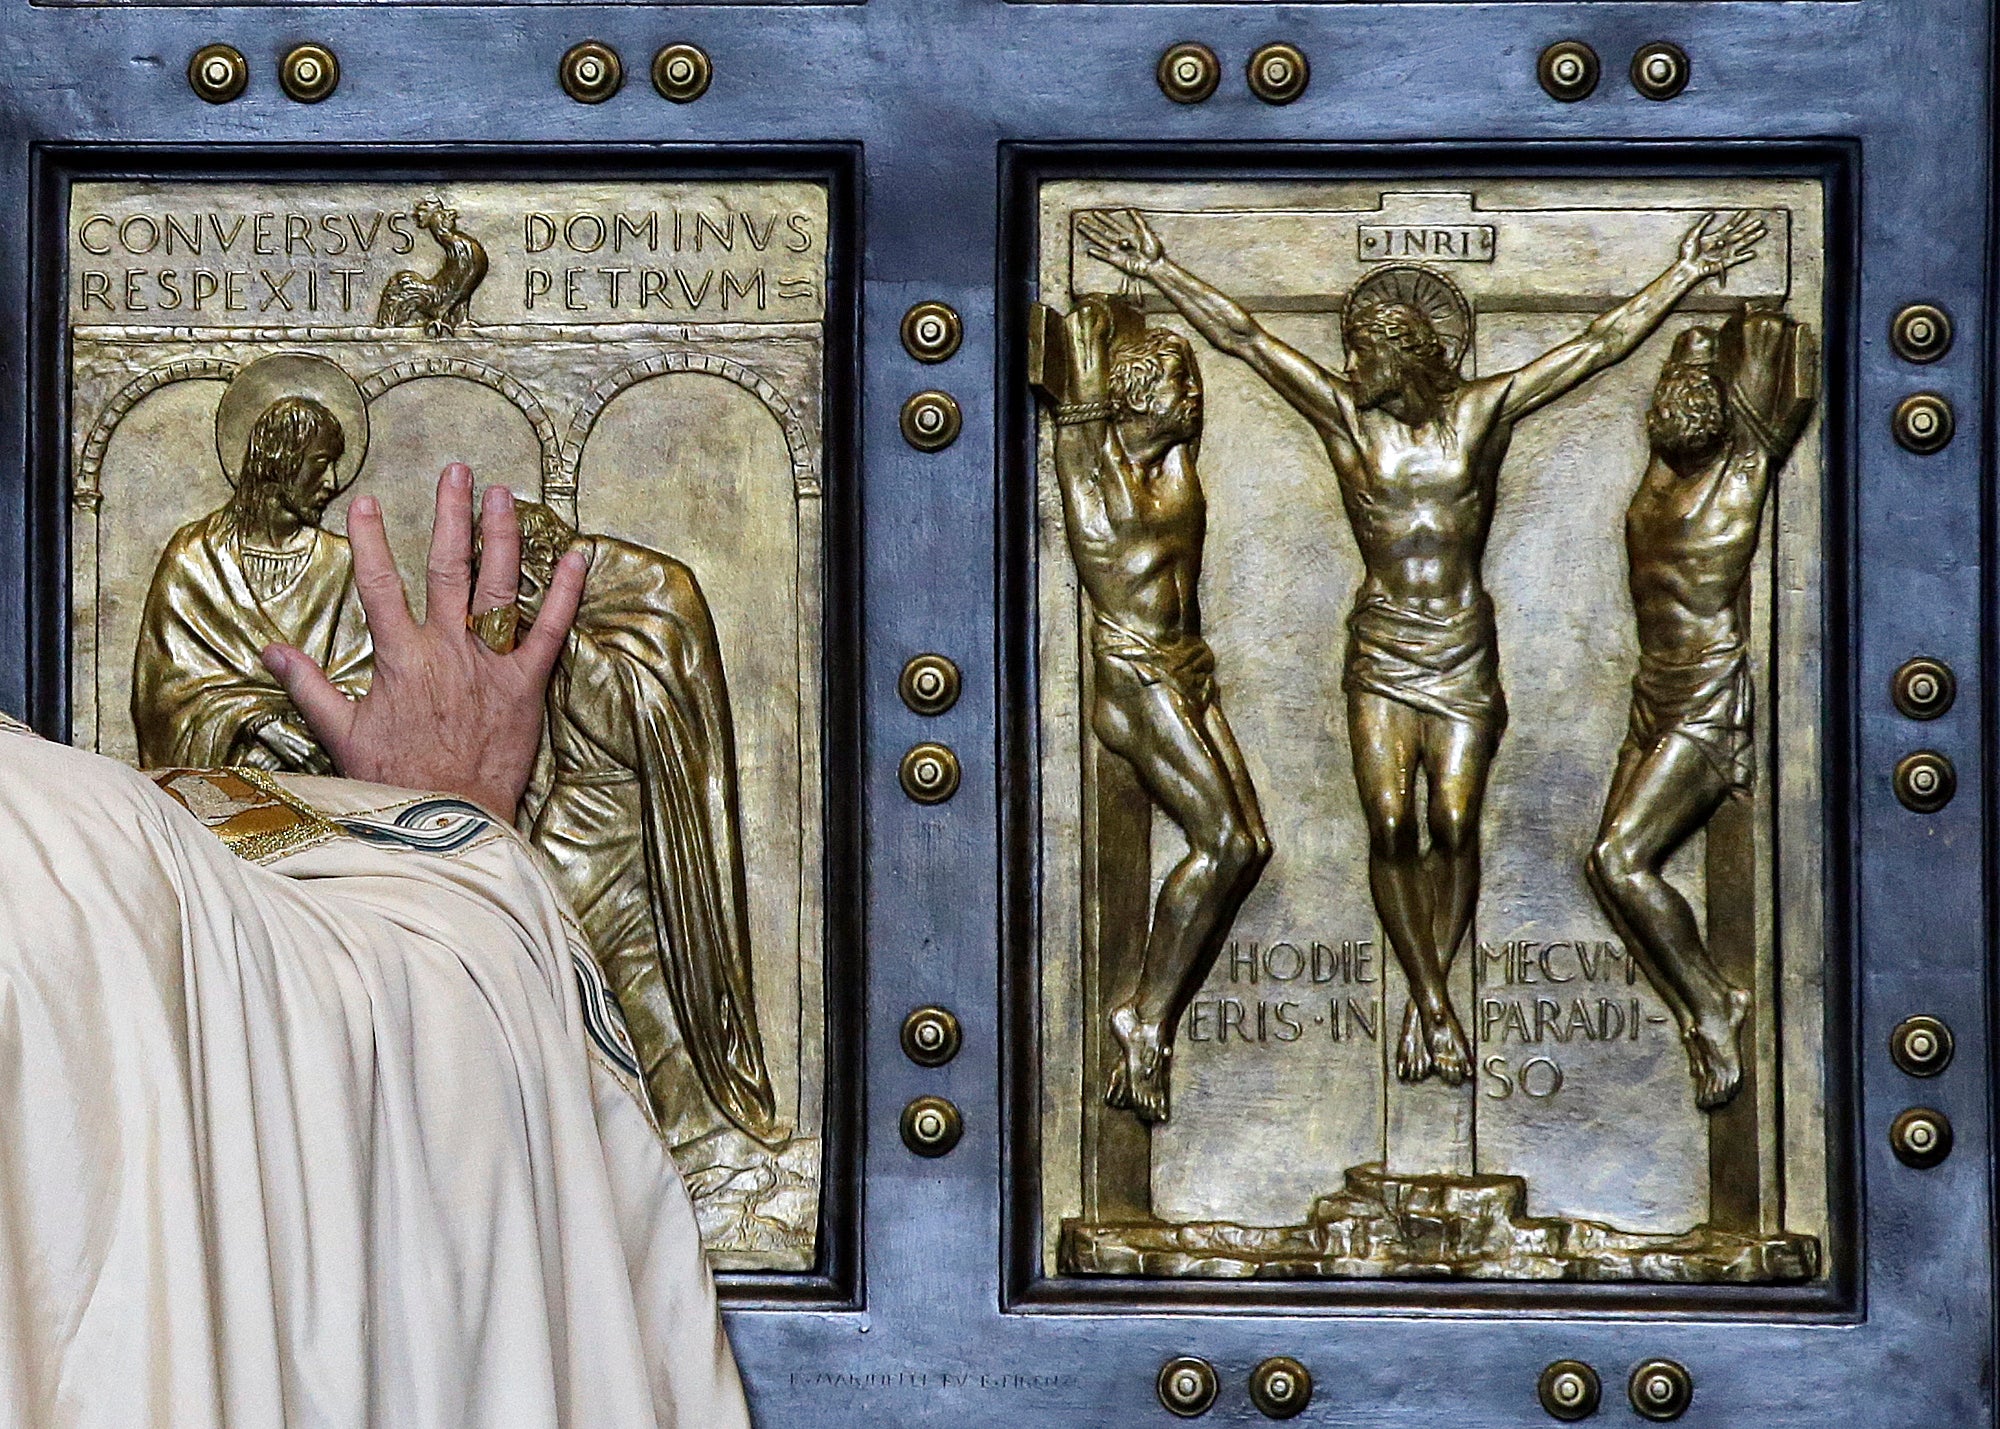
[1079,206,1766,1086]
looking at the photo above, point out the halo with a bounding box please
[1343,264,1475,372]
[215,352,370,491]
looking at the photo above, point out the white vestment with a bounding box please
[0,712,752,1429]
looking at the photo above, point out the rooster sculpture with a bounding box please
[376,197,488,336]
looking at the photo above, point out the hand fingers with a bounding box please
[344,494,417,643]
[518,547,587,677]
[424,463,476,625]
[261,644,357,758]
[472,485,522,620]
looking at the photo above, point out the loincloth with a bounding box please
[1624,641,1754,791]
[1343,590,1507,742]
[1092,614,1218,710]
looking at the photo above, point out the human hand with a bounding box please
[254,714,333,775]
[1077,208,1166,280]
[260,463,587,820]
[1678,211,1767,280]
[1065,295,1117,401]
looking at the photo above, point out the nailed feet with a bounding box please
[1396,999,1472,1086]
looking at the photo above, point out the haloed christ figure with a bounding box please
[1079,206,1768,1087]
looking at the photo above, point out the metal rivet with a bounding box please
[901,302,964,364]
[1629,42,1689,101]
[900,390,962,452]
[1627,1359,1693,1422]
[652,43,711,103]
[188,44,249,104]
[901,1006,963,1068]
[1891,1106,1954,1169]
[1157,42,1221,105]
[1890,1015,1954,1079]
[1248,1357,1312,1419]
[900,654,961,716]
[278,43,339,104]
[1538,1360,1602,1421]
[1891,657,1956,721]
[561,41,624,104]
[1157,1357,1219,1418]
[1894,749,1955,814]
[900,1094,963,1157]
[900,742,961,804]
[1538,41,1600,102]
[1247,43,1310,105]
[1894,392,1954,454]
[1891,304,1954,364]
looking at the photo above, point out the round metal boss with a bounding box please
[1537,1360,1602,1421]
[652,43,711,103]
[279,43,339,104]
[900,390,962,451]
[1630,42,1689,100]
[1538,41,1600,102]
[1891,1014,1954,1079]
[188,45,249,104]
[1627,1359,1693,1421]
[1894,749,1955,814]
[1247,43,1310,105]
[899,1095,963,1157]
[900,302,964,364]
[1891,303,1953,364]
[1894,392,1954,454]
[1891,1106,1953,1168]
[899,653,962,716]
[1156,1357,1219,1418]
[1157,42,1221,105]
[900,1006,963,1068]
[1891,657,1956,721]
[1248,1356,1312,1419]
[560,41,624,104]
[899,742,961,805]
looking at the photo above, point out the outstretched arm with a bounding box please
[1491,211,1766,424]
[1076,209,1346,430]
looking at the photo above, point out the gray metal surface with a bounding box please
[0,1,1991,1424]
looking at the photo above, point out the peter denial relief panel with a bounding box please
[68,180,830,1271]
[1033,179,1826,1282]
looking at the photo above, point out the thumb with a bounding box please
[262,644,357,755]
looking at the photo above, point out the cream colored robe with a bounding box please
[0,712,751,1429]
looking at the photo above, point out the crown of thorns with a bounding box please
[1342,264,1473,371]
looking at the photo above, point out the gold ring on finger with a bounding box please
[468,603,521,654]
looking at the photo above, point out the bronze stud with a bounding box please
[1891,304,1953,364]
[1891,1107,1953,1168]
[1630,42,1689,101]
[652,43,711,103]
[900,1095,963,1157]
[1247,44,1310,105]
[1893,392,1954,454]
[901,1006,963,1068]
[1628,1359,1693,1421]
[900,390,962,452]
[900,742,961,805]
[899,654,961,716]
[1248,1357,1312,1419]
[1891,657,1956,721]
[1538,42,1601,102]
[1157,43,1221,105]
[1894,749,1955,813]
[278,43,339,104]
[188,44,249,104]
[1157,1357,1219,1418]
[560,41,624,104]
[901,302,964,364]
[1890,1015,1954,1079]
[1538,1360,1602,1421]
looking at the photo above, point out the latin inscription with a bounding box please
[1357,223,1496,262]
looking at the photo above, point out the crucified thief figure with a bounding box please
[1588,304,1816,1109]
[1080,207,1767,1086]
[1031,293,1271,1123]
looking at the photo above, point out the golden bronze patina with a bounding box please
[467,604,519,655]
[900,389,962,451]
[1891,1107,1953,1168]
[1628,1359,1694,1422]
[652,43,712,103]
[560,41,623,103]
[1156,1358,1219,1419]
[1538,1361,1602,1422]
[279,43,339,104]
[1894,749,1955,812]
[899,741,961,804]
[188,44,248,104]
[1538,41,1600,102]
[900,301,964,364]
[376,197,488,336]
[1157,42,1221,105]
[1894,391,1954,453]
[1891,302,1953,363]
[1890,1014,1954,1078]
[1246,43,1309,105]
[1248,1357,1312,1420]
[1892,656,1956,720]
[1630,42,1690,101]
[899,652,961,715]
[900,1095,963,1157]
[900,1006,962,1068]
